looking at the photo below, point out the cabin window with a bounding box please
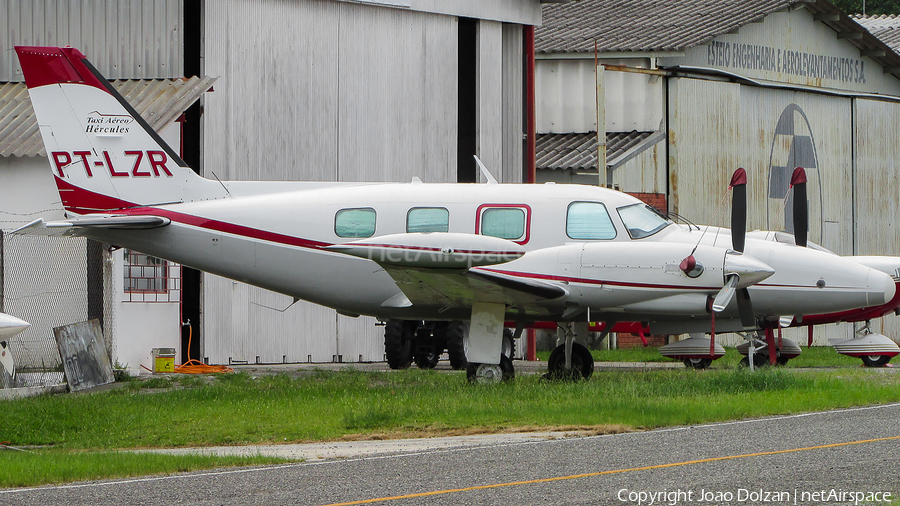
[335,208,376,238]
[566,202,616,240]
[617,203,671,239]
[407,207,449,233]
[480,207,526,240]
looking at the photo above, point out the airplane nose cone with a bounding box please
[868,270,897,307]
[724,252,775,288]
[0,313,30,340]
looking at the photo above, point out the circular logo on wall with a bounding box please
[766,104,822,242]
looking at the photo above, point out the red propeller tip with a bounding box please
[790,167,807,187]
[729,168,747,189]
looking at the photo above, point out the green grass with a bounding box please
[0,450,288,489]
[537,345,871,368]
[3,367,899,449]
[2,362,899,488]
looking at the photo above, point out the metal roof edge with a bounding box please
[665,65,900,101]
[0,77,217,158]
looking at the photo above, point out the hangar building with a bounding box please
[0,0,549,375]
[535,0,900,345]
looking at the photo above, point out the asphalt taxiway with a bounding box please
[4,402,898,505]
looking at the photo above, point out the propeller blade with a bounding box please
[712,273,740,312]
[729,168,747,253]
[790,167,808,247]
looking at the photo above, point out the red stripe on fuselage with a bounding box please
[55,176,133,213]
[792,281,900,326]
[478,268,719,291]
[54,178,332,249]
[119,206,332,250]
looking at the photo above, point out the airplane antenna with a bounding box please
[251,297,301,313]
[474,155,498,184]
[211,171,232,198]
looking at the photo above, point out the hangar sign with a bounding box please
[707,40,867,85]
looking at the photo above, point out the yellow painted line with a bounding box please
[320,435,900,506]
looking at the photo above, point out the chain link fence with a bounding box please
[1,232,114,388]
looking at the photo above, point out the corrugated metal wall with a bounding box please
[535,60,664,134]
[501,22,523,184]
[0,0,183,81]
[610,142,666,194]
[668,76,856,345]
[201,0,496,363]
[853,98,900,339]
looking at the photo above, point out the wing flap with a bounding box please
[381,265,566,311]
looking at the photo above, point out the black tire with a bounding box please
[414,323,441,370]
[545,342,594,380]
[683,358,712,369]
[502,328,516,359]
[775,354,791,366]
[445,321,467,370]
[738,353,769,368]
[861,355,892,367]
[384,320,415,369]
[499,354,515,381]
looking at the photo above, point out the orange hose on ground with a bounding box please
[174,324,233,374]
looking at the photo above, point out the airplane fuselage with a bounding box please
[77,181,894,332]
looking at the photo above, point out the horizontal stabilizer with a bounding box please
[13,215,170,236]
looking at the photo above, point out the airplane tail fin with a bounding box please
[15,46,224,215]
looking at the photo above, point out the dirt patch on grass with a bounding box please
[335,424,634,442]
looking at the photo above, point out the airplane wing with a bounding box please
[380,265,566,311]
[326,233,567,312]
[12,216,170,236]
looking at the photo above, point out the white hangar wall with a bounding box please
[535,3,900,348]
[667,77,858,345]
[854,98,900,340]
[200,0,529,364]
[670,7,900,95]
[663,7,900,346]
[0,0,184,81]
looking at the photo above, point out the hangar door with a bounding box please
[854,98,900,340]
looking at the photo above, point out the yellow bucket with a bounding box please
[151,348,176,373]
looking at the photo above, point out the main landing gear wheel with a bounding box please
[414,323,443,370]
[683,358,712,369]
[545,342,594,380]
[739,353,769,368]
[384,320,416,369]
[444,321,468,370]
[502,328,516,359]
[861,355,892,367]
[466,355,515,384]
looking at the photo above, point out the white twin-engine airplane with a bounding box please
[13,46,897,382]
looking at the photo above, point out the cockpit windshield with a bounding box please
[617,203,672,239]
